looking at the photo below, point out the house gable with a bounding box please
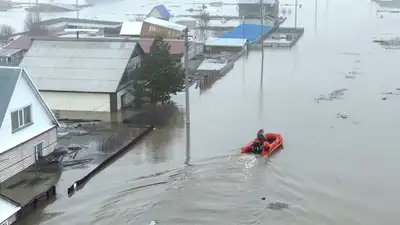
[0,67,59,154]
[147,5,171,20]
[117,43,145,91]
[148,8,162,19]
[0,68,20,129]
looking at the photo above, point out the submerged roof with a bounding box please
[144,17,187,32]
[153,4,171,19]
[120,21,143,36]
[0,195,20,224]
[0,67,59,129]
[19,39,137,93]
[219,24,272,42]
[205,37,247,47]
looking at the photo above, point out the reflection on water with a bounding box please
[132,103,185,163]
[185,124,191,165]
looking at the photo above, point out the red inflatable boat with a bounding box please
[241,133,283,157]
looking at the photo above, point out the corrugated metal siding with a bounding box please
[0,127,57,182]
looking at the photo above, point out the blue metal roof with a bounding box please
[154,5,171,19]
[219,24,273,42]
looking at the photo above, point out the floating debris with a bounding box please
[61,158,94,167]
[348,70,362,75]
[67,144,82,151]
[315,88,348,103]
[382,91,400,96]
[337,112,348,119]
[267,202,289,211]
[340,52,361,56]
[345,75,356,79]
[381,89,400,100]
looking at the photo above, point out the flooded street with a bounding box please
[12,0,400,224]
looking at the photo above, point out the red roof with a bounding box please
[139,38,185,54]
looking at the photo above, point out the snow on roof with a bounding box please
[119,21,143,36]
[144,17,187,32]
[0,195,20,223]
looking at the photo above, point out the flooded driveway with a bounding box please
[15,0,400,224]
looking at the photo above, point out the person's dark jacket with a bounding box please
[257,130,266,142]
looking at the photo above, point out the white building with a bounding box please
[19,38,145,121]
[119,21,143,37]
[0,194,20,225]
[0,67,59,183]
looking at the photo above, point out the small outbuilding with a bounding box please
[204,37,248,53]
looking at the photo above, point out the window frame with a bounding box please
[34,141,45,160]
[11,105,33,132]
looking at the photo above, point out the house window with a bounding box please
[34,141,44,160]
[11,105,32,132]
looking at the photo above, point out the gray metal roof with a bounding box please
[19,40,137,93]
[39,17,122,26]
[0,67,21,128]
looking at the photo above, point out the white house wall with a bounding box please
[40,92,111,112]
[0,127,57,182]
[0,75,57,154]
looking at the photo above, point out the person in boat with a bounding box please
[257,128,267,144]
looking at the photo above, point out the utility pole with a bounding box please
[35,0,39,19]
[184,28,190,126]
[314,0,318,29]
[76,0,80,39]
[76,0,79,19]
[260,0,265,84]
[184,28,191,164]
[294,0,298,28]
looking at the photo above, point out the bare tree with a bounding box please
[24,12,42,32]
[0,24,15,37]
